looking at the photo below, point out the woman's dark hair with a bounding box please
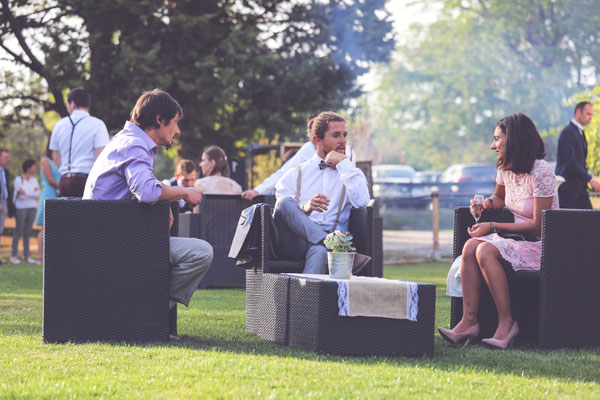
[22,158,36,173]
[203,146,230,177]
[66,88,91,108]
[307,111,345,140]
[130,89,183,131]
[496,112,546,174]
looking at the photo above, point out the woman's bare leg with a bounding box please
[453,238,484,333]
[475,242,514,339]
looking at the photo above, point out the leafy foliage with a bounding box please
[324,230,355,252]
[372,0,600,170]
[0,0,394,162]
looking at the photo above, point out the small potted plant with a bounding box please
[324,230,356,279]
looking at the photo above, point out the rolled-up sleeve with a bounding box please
[123,145,163,203]
[336,158,370,208]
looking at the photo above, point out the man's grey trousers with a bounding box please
[272,197,329,274]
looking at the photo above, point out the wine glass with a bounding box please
[473,194,484,224]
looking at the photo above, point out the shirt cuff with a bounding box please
[335,157,353,174]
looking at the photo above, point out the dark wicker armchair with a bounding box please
[43,198,178,343]
[179,194,249,288]
[450,206,600,349]
[246,203,377,333]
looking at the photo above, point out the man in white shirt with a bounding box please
[49,88,109,197]
[273,111,370,273]
[241,139,355,200]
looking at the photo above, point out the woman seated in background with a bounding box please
[438,112,558,350]
[194,145,242,195]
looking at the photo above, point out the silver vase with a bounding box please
[327,252,355,279]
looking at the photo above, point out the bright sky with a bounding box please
[359,0,441,91]
[386,0,441,39]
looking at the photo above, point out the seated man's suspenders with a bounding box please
[296,165,346,232]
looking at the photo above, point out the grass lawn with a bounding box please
[1,262,599,399]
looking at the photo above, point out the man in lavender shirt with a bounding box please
[83,89,213,319]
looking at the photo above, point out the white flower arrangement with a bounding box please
[324,230,356,253]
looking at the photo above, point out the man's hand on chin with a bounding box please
[324,150,347,166]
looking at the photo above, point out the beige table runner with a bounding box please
[284,274,419,321]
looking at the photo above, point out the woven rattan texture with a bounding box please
[287,276,435,357]
[450,207,541,346]
[246,203,377,333]
[43,199,171,343]
[245,269,263,333]
[196,194,248,288]
[200,195,248,246]
[348,206,375,277]
[540,209,600,349]
[258,273,290,344]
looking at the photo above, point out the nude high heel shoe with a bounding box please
[438,323,480,348]
[481,321,519,350]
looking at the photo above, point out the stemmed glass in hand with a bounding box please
[472,194,485,224]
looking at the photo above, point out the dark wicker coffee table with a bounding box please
[257,273,435,357]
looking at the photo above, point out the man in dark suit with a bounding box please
[0,148,16,263]
[555,101,599,208]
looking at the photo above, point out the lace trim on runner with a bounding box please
[337,280,349,316]
[407,282,419,321]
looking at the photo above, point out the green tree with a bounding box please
[372,0,600,170]
[1,0,394,161]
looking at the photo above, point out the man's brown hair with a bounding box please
[175,159,196,175]
[307,111,345,140]
[130,89,183,131]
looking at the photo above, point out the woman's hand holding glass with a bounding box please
[470,194,485,223]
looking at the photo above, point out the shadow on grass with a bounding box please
[3,305,600,385]
[167,333,600,384]
[3,266,600,386]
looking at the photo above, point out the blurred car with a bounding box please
[438,164,497,185]
[372,164,416,184]
[415,170,442,184]
[437,164,497,207]
[372,164,430,208]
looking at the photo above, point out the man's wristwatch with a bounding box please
[490,222,496,233]
[487,197,495,209]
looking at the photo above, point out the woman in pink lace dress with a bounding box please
[438,113,558,350]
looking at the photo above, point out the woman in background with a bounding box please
[194,146,242,195]
[36,144,61,262]
[12,159,40,264]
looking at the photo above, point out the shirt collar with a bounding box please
[310,153,325,165]
[123,121,158,152]
[571,118,584,133]
[70,109,90,121]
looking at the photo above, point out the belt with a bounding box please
[62,173,88,178]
